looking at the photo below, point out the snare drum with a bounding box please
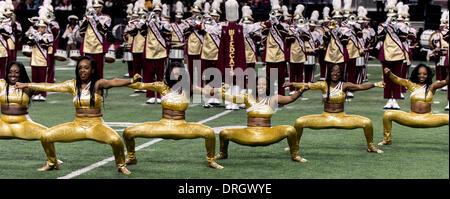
[22,45,32,57]
[169,49,184,60]
[305,55,316,65]
[69,50,81,60]
[54,49,68,61]
[105,51,116,63]
[123,51,133,62]
[356,56,365,66]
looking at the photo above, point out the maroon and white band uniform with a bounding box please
[6,20,22,63]
[0,25,12,79]
[286,25,307,92]
[185,16,204,91]
[79,12,111,79]
[261,20,289,96]
[377,21,408,100]
[140,17,169,99]
[28,31,54,97]
[46,20,60,83]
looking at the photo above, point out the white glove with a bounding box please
[270,16,279,25]
[93,14,99,22]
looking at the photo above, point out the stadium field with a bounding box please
[0,53,448,179]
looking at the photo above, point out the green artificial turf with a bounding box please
[0,53,447,179]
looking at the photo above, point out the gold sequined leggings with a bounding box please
[217,125,299,159]
[382,110,449,142]
[0,114,56,165]
[295,112,377,150]
[122,118,217,164]
[41,117,126,169]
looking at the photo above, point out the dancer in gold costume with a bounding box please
[214,76,308,162]
[284,64,384,154]
[16,56,134,174]
[123,62,223,169]
[0,61,61,170]
[378,64,449,146]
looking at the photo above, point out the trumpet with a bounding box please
[149,12,159,22]
[194,13,203,25]
[205,16,213,25]
[139,12,148,21]
[269,10,277,18]
[296,18,306,28]
[390,17,397,25]
[86,8,95,18]
[348,14,356,24]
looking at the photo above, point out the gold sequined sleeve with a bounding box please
[293,81,325,91]
[389,72,413,90]
[128,82,166,93]
[221,92,248,105]
[27,80,75,93]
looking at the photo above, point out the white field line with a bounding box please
[57,110,232,179]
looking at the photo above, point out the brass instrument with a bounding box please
[194,13,203,25]
[205,15,213,25]
[390,17,397,25]
[296,18,306,28]
[348,14,356,24]
[269,10,277,18]
[86,8,95,19]
[329,20,337,29]
[149,12,159,22]
[139,12,148,22]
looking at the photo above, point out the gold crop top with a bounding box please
[27,80,103,109]
[128,82,189,112]
[0,79,30,106]
[222,93,274,118]
[389,73,433,104]
[294,81,346,104]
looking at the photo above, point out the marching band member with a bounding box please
[169,1,188,48]
[139,0,170,104]
[123,62,224,169]
[324,0,349,81]
[304,10,322,84]
[16,56,134,174]
[41,0,59,84]
[123,3,135,79]
[166,1,188,63]
[184,0,205,98]
[286,4,306,95]
[3,0,22,63]
[284,64,384,155]
[61,15,80,66]
[0,61,61,171]
[199,0,224,108]
[241,5,262,97]
[0,3,11,79]
[261,0,289,96]
[379,65,449,146]
[241,5,262,74]
[127,0,147,91]
[341,3,362,99]
[318,7,331,81]
[27,17,53,101]
[80,0,111,79]
[430,11,449,110]
[360,7,375,83]
[377,0,407,110]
